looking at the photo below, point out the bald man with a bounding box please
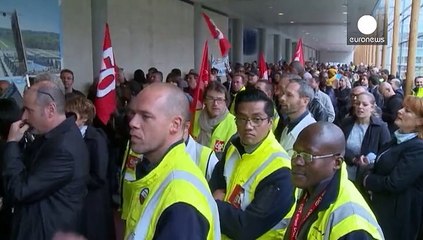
[124,83,220,240]
[284,122,384,240]
[379,82,403,134]
[3,80,89,240]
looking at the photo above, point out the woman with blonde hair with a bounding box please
[65,96,115,240]
[358,96,423,240]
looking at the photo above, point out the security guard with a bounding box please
[210,89,296,239]
[285,122,384,240]
[192,81,237,159]
[124,83,220,239]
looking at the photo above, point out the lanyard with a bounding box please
[289,189,326,240]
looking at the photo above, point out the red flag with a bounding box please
[258,52,268,80]
[94,23,117,125]
[202,13,231,57]
[190,41,209,134]
[292,38,305,66]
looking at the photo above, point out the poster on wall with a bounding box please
[0,0,61,82]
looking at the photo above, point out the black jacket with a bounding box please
[381,94,403,134]
[340,116,391,166]
[362,137,423,240]
[81,126,115,240]
[2,117,89,240]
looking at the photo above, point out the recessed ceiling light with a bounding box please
[290,21,294,24]
[278,12,284,16]
[269,6,273,9]
[343,11,348,15]
[305,32,310,35]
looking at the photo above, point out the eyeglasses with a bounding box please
[205,96,226,104]
[292,151,340,164]
[235,117,269,127]
[37,90,55,101]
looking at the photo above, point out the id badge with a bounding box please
[227,184,244,209]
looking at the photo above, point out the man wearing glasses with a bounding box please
[192,81,237,159]
[209,89,295,239]
[2,79,89,240]
[285,122,383,240]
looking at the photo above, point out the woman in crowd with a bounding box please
[359,96,423,240]
[65,96,115,240]
[340,92,391,181]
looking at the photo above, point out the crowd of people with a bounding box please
[1,59,423,240]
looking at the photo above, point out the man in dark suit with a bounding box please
[2,79,89,240]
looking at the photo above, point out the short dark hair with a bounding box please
[203,81,229,105]
[0,98,21,139]
[369,74,380,86]
[60,69,74,79]
[234,88,274,118]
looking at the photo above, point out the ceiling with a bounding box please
[195,0,378,52]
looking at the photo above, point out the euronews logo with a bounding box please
[347,8,387,45]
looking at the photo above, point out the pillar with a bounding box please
[274,34,281,63]
[91,0,108,77]
[232,18,244,64]
[193,2,205,72]
[258,28,267,58]
[381,0,389,69]
[391,0,401,76]
[405,0,421,96]
[285,38,292,62]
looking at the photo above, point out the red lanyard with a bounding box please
[289,190,326,240]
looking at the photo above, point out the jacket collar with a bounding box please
[44,116,76,139]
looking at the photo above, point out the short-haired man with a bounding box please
[368,74,384,107]
[210,89,295,239]
[3,80,89,240]
[228,73,246,114]
[379,82,403,134]
[192,81,237,159]
[124,83,220,239]
[390,78,404,97]
[285,122,384,240]
[246,68,259,90]
[60,69,85,96]
[277,79,316,157]
[255,79,280,131]
[413,76,423,97]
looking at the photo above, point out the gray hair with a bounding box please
[391,78,402,89]
[34,72,65,94]
[290,79,315,101]
[33,80,66,114]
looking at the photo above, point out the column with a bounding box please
[285,38,292,62]
[232,18,244,64]
[274,34,281,63]
[381,0,389,68]
[405,0,421,96]
[91,0,108,76]
[193,2,205,72]
[258,28,267,57]
[391,0,401,76]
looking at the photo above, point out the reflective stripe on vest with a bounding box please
[224,150,291,232]
[129,170,220,240]
[323,202,384,240]
[195,143,212,178]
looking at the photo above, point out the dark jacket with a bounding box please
[334,87,351,125]
[340,116,391,166]
[381,94,403,134]
[2,117,89,240]
[362,137,423,240]
[81,126,115,240]
[370,86,384,108]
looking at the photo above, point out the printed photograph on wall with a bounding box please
[0,0,61,79]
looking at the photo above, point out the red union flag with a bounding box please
[202,13,231,57]
[95,23,117,125]
[258,52,268,80]
[189,41,209,134]
[292,38,305,66]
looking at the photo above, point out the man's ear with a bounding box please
[333,156,343,170]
